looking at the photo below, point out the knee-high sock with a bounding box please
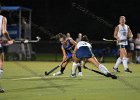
[114,57,122,69]
[0,69,3,78]
[72,62,78,75]
[99,64,110,75]
[77,63,82,72]
[138,57,140,62]
[60,67,65,73]
[122,57,128,70]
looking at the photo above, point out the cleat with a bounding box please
[107,73,117,79]
[0,88,4,93]
[113,67,120,72]
[53,71,63,76]
[125,68,132,73]
[78,72,83,76]
[70,74,76,78]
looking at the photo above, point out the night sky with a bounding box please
[1,0,140,40]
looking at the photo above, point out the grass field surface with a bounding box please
[0,61,140,100]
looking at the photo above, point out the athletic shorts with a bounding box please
[136,49,140,52]
[76,46,94,59]
[118,45,133,53]
[0,47,3,53]
[66,52,72,58]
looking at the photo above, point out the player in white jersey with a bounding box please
[0,13,14,92]
[135,33,140,63]
[72,35,117,79]
[113,16,133,73]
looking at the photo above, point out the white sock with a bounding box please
[138,57,140,62]
[122,57,128,70]
[72,62,78,75]
[114,57,122,69]
[80,61,85,67]
[0,69,3,78]
[99,64,110,75]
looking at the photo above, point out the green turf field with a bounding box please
[0,61,140,100]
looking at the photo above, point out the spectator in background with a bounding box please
[76,33,82,43]
[66,33,72,39]
[135,33,140,64]
[127,38,135,63]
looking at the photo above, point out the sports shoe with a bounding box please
[53,71,63,76]
[78,72,83,76]
[107,73,117,79]
[70,74,76,78]
[113,67,120,72]
[125,68,132,73]
[0,88,4,93]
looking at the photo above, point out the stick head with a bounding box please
[103,38,106,41]
[36,36,41,41]
[44,71,48,76]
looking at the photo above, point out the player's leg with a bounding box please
[87,57,109,74]
[137,49,140,64]
[135,49,139,63]
[53,60,70,76]
[135,49,140,64]
[87,57,117,79]
[121,47,132,73]
[0,52,5,93]
[113,46,122,72]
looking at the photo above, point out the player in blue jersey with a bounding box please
[53,33,82,76]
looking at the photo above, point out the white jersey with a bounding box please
[77,41,92,49]
[0,15,3,47]
[117,24,128,45]
[135,38,140,49]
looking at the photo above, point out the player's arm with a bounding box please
[114,26,119,41]
[69,38,77,46]
[2,17,13,44]
[61,46,68,61]
[72,44,78,57]
[128,26,133,39]
[2,17,11,40]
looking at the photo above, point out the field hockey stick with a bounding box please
[103,38,117,42]
[83,66,109,77]
[14,36,41,43]
[0,36,41,46]
[45,57,72,76]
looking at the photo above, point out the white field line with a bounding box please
[1,74,140,81]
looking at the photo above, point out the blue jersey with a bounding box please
[62,39,74,58]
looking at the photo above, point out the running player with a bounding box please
[53,33,82,76]
[113,16,133,73]
[135,33,140,64]
[0,13,14,93]
[72,35,117,79]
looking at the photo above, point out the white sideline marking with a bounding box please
[2,74,140,81]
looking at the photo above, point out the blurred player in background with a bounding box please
[72,35,117,79]
[53,33,82,76]
[66,33,71,39]
[0,9,14,93]
[76,33,82,43]
[135,33,140,64]
[127,38,134,63]
[113,16,133,73]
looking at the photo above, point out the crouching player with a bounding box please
[53,33,82,76]
[72,35,117,79]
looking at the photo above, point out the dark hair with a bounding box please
[55,33,66,40]
[81,35,89,42]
